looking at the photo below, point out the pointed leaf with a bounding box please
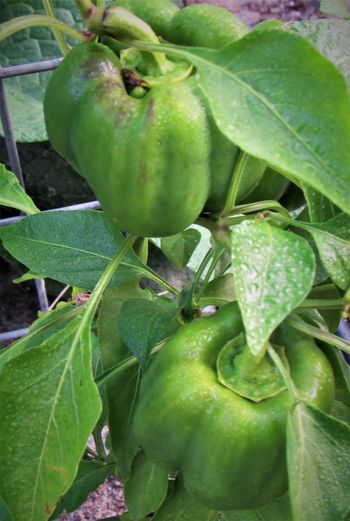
[308,215,350,290]
[0,316,101,521]
[50,460,115,519]
[119,298,178,366]
[161,229,201,269]
[124,451,169,520]
[287,402,350,521]
[0,163,39,214]
[231,221,315,356]
[158,30,350,213]
[0,211,147,290]
[153,479,217,521]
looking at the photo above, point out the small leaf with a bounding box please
[50,460,115,519]
[302,184,340,223]
[222,494,292,520]
[0,210,147,290]
[308,218,350,290]
[152,478,217,520]
[231,221,315,356]
[0,316,102,521]
[0,163,39,214]
[124,451,169,520]
[161,229,201,269]
[98,284,147,481]
[198,274,236,307]
[119,298,178,366]
[287,402,350,521]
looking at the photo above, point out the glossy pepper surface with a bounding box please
[114,0,290,211]
[44,41,211,237]
[133,302,335,511]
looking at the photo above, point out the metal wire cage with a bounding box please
[0,58,101,344]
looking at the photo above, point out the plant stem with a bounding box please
[267,344,299,401]
[287,315,350,354]
[298,299,343,310]
[220,151,249,217]
[0,15,89,44]
[228,200,290,218]
[42,0,70,55]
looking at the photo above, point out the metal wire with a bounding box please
[0,57,97,342]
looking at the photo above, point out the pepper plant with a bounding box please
[0,1,349,520]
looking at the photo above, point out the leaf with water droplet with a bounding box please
[287,402,350,521]
[0,316,102,521]
[231,221,315,356]
[308,213,350,290]
[152,30,350,214]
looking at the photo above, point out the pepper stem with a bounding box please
[101,7,172,75]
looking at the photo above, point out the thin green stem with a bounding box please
[0,15,89,44]
[228,200,290,218]
[93,428,107,461]
[298,299,343,310]
[95,0,106,9]
[267,344,299,401]
[220,151,249,217]
[197,246,226,300]
[287,315,350,354]
[42,0,70,55]
[85,234,137,322]
[75,0,97,19]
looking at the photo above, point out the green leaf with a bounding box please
[124,451,169,520]
[302,184,340,223]
[0,163,39,214]
[98,283,145,481]
[321,345,350,425]
[0,0,81,142]
[119,298,178,366]
[198,274,236,308]
[161,229,201,269]
[308,215,350,290]
[49,460,115,519]
[155,30,350,214]
[285,20,350,87]
[320,0,350,20]
[287,402,350,521]
[0,301,78,371]
[0,315,102,521]
[0,210,147,290]
[0,497,12,521]
[222,494,292,520]
[231,221,315,356]
[152,479,217,521]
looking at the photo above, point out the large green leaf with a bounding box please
[287,403,350,521]
[0,210,147,290]
[0,315,102,521]
[231,221,315,356]
[0,0,81,142]
[150,30,350,214]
